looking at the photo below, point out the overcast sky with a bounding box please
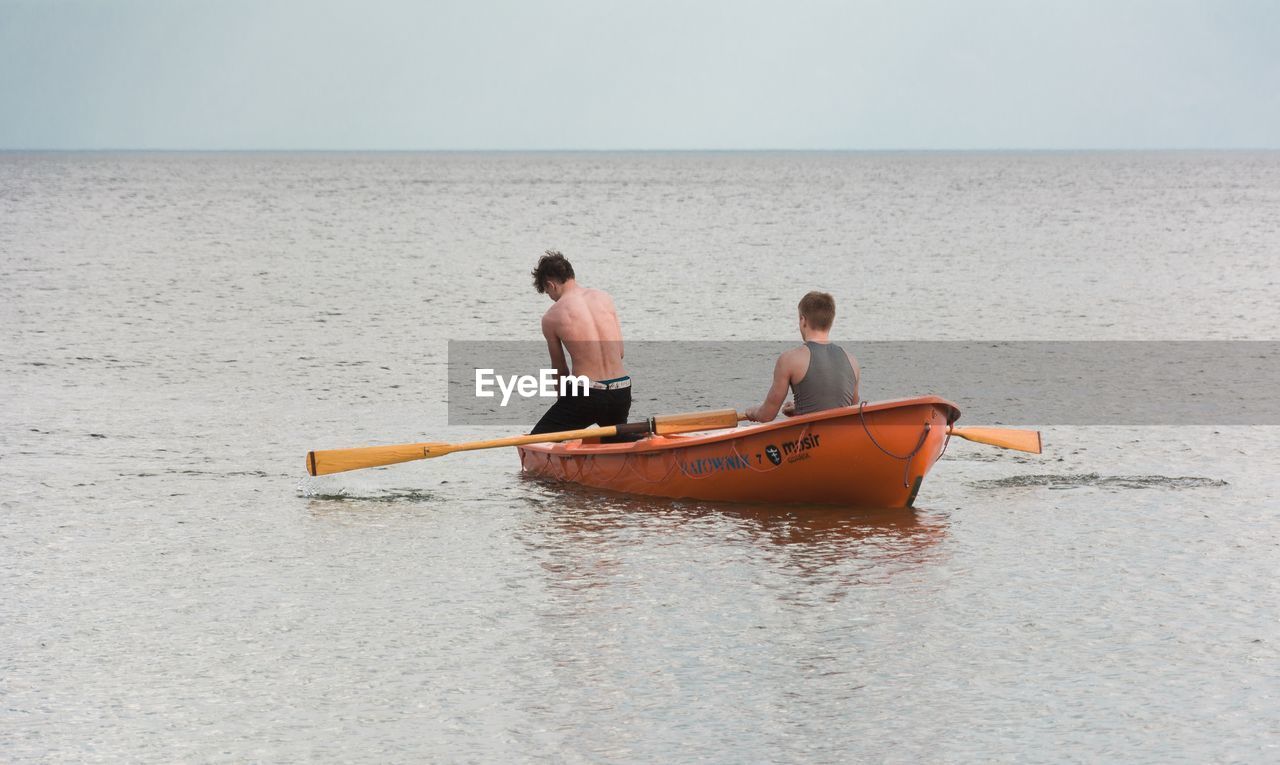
[1,0,1277,150]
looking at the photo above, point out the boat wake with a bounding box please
[973,472,1228,490]
[296,480,435,503]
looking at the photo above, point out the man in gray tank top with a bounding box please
[744,291,860,422]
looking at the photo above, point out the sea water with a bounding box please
[3,152,1278,762]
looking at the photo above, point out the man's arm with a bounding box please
[542,315,570,379]
[744,353,794,422]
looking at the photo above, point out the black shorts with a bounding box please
[531,379,632,436]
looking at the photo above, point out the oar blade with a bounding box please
[653,408,741,435]
[949,427,1042,454]
[307,442,450,476]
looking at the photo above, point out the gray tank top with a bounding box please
[791,341,857,414]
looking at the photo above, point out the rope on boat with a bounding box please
[548,442,684,486]
[598,452,631,484]
[937,428,954,462]
[627,449,680,484]
[572,452,591,482]
[858,402,932,488]
[555,446,683,486]
[556,452,587,483]
[675,457,719,480]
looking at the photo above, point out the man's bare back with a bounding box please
[529,251,631,436]
[541,285,625,382]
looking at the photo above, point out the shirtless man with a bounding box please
[529,251,631,434]
[744,291,860,422]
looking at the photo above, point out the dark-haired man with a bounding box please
[744,291,860,422]
[529,250,632,435]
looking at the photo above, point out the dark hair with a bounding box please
[532,250,575,293]
[798,291,836,330]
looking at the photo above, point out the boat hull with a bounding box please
[517,396,961,508]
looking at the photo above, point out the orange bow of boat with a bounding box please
[518,395,962,507]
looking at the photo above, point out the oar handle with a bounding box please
[653,408,741,434]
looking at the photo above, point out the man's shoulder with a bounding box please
[582,286,615,304]
[778,344,810,371]
[838,345,860,376]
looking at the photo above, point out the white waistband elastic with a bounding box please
[589,377,631,390]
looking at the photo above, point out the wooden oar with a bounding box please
[947,426,1042,454]
[306,409,743,476]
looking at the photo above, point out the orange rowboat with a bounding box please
[518,396,963,508]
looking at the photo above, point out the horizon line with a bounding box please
[2,146,1278,154]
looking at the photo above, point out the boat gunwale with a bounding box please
[517,395,961,456]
